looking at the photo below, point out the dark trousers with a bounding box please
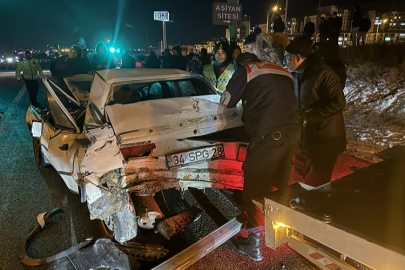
[301,155,338,187]
[242,132,298,233]
[24,79,39,106]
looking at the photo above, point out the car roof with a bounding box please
[96,68,194,84]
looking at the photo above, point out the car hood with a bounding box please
[104,95,243,147]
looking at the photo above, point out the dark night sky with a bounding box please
[0,0,400,53]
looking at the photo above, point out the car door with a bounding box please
[42,78,83,192]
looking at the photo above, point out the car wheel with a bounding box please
[32,137,50,168]
[99,215,114,239]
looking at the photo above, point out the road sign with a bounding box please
[212,2,242,25]
[154,11,169,22]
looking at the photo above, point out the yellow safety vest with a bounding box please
[16,59,44,80]
[203,63,234,92]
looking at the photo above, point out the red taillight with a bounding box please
[120,143,156,159]
[237,145,247,162]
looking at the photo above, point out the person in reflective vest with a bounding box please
[203,41,234,92]
[16,50,44,107]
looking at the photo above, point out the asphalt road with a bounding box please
[0,70,312,270]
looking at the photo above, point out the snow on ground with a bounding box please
[343,63,405,162]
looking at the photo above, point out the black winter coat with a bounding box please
[171,55,187,70]
[303,22,315,39]
[292,56,346,157]
[352,11,362,28]
[319,21,329,37]
[359,18,371,32]
[328,17,342,37]
[273,19,285,33]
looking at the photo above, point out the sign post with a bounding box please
[154,11,169,50]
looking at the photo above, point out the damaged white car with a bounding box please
[26,69,247,244]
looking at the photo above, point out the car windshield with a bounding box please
[107,78,216,105]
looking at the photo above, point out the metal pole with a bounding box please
[314,0,321,43]
[284,0,289,33]
[228,0,239,44]
[267,10,270,33]
[163,21,167,50]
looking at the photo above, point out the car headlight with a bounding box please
[6,58,13,63]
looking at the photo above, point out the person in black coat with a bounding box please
[285,38,346,187]
[171,46,187,70]
[358,14,371,46]
[196,48,211,75]
[121,50,135,68]
[254,23,262,34]
[303,17,315,41]
[145,51,161,68]
[352,5,362,46]
[328,12,343,44]
[160,49,173,68]
[91,42,116,70]
[318,17,329,42]
[273,15,285,33]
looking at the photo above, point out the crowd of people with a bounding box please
[304,5,371,46]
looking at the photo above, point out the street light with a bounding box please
[267,6,278,33]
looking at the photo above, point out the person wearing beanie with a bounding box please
[203,41,234,92]
[171,46,187,70]
[284,37,346,188]
[220,33,298,261]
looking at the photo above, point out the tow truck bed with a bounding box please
[255,146,405,270]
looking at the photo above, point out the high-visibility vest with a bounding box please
[16,59,44,80]
[203,63,234,92]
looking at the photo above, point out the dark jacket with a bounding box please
[328,17,342,37]
[319,21,329,37]
[171,55,187,70]
[292,55,346,157]
[53,57,91,79]
[254,27,262,34]
[145,55,161,68]
[91,54,116,70]
[161,54,173,68]
[273,18,285,33]
[352,11,362,28]
[359,18,371,32]
[303,22,315,39]
[121,54,135,68]
[220,53,297,137]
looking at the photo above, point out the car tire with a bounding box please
[32,137,50,168]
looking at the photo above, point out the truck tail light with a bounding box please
[120,143,156,159]
[237,144,247,162]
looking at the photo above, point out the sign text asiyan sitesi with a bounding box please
[212,2,242,25]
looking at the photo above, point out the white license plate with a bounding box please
[31,121,42,138]
[166,145,225,168]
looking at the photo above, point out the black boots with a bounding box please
[234,231,263,261]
